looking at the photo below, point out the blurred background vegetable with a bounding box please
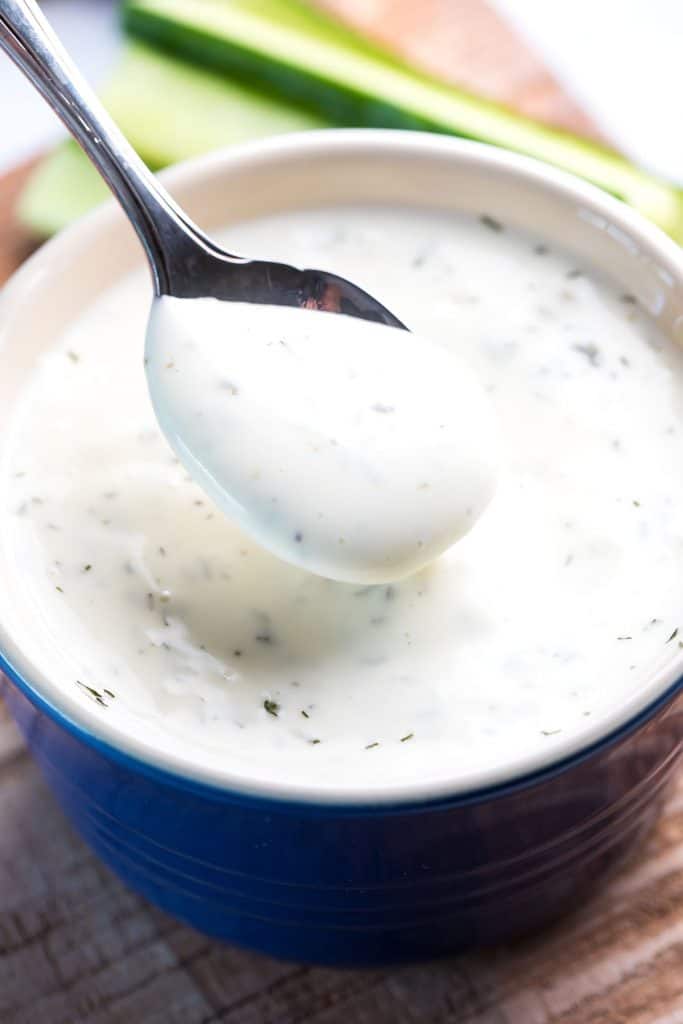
[4,0,683,240]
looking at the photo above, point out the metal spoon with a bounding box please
[5,1,499,589]
[0,0,405,327]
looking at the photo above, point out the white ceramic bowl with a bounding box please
[0,131,681,964]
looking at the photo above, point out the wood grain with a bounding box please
[316,0,603,139]
[0,2,681,1022]
[0,157,40,283]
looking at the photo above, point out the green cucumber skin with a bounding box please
[123,16,428,131]
[122,0,683,242]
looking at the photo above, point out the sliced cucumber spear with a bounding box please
[122,0,683,242]
[19,42,324,237]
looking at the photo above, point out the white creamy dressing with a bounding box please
[145,298,497,583]
[1,205,682,795]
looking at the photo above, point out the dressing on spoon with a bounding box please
[146,297,498,583]
[2,1,497,583]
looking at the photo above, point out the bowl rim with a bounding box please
[1,127,682,807]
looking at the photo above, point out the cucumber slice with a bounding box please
[123,0,683,241]
[18,144,110,236]
[104,40,324,165]
[19,42,325,236]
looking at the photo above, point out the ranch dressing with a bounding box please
[1,205,682,796]
[145,298,497,583]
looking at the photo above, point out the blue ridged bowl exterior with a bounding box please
[2,667,681,965]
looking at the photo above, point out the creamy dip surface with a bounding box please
[146,297,497,583]
[1,205,683,796]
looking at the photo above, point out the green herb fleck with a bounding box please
[309,738,321,745]
[67,350,80,363]
[400,733,414,743]
[263,699,280,717]
[666,627,679,644]
[55,585,64,593]
[76,680,106,706]
[83,564,92,573]
[541,729,562,736]
[103,689,115,699]
[480,214,503,232]
[365,741,379,749]
[301,709,310,719]
[572,342,600,367]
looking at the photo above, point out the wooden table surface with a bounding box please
[1,3,682,1021]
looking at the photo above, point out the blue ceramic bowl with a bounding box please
[1,132,682,966]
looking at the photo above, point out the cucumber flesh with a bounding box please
[123,0,683,241]
[19,42,325,237]
[104,40,324,165]
[18,144,110,236]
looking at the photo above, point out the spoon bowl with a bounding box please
[157,231,407,324]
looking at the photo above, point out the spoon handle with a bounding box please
[0,0,202,294]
